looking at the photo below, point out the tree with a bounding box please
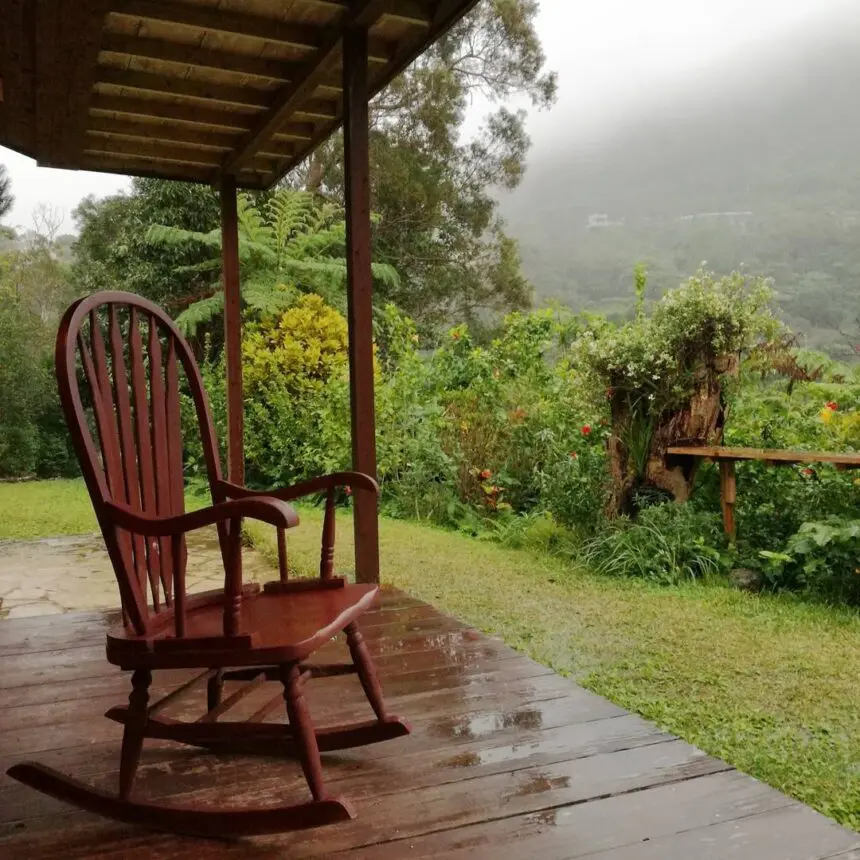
[0,214,77,476]
[72,178,220,311]
[144,189,398,336]
[0,164,13,222]
[297,0,556,329]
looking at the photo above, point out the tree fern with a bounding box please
[146,189,399,337]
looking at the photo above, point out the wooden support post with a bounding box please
[343,26,380,584]
[719,460,737,541]
[220,174,244,486]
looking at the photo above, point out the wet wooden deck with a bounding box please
[1,587,858,859]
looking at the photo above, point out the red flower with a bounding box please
[479,468,492,480]
[569,451,578,460]
[800,468,815,478]
[344,486,353,496]
[826,401,839,411]
[581,424,592,436]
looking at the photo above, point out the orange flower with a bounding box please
[451,330,461,340]
[569,451,578,460]
[479,468,492,480]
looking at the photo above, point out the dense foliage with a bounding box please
[72,179,220,312]
[178,268,860,606]
[0,225,77,476]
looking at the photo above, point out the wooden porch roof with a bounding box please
[0,0,478,189]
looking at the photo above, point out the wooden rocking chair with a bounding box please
[6,291,410,838]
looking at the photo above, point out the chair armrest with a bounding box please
[216,471,379,503]
[103,496,300,536]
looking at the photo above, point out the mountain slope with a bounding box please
[502,7,860,356]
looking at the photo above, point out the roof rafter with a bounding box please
[99,33,324,86]
[86,115,300,157]
[89,94,255,130]
[96,67,276,109]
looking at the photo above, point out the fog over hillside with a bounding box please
[501,3,860,357]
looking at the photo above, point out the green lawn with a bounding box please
[0,479,97,539]
[0,478,208,540]
[2,480,858,829]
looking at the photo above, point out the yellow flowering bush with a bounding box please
[242,293,348,397]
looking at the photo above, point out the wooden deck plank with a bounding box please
[319,767,787,859]
[584,804,860,859]
[0,588,856,858]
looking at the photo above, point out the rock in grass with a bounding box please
[729,567,763,592]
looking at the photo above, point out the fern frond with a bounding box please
[236,194,272,245]
[371,262,401,289]
[145,224,222,250]
[174,259,222,275]
[290,222,346,259]
[243,280,297,318]
[175,292,225,336]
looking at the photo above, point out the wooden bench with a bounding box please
[666,446,860,539]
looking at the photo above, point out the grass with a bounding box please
[2,481,858,829]
[0,479,98,539]
[0,478,208,540]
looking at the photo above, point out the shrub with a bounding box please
[242,293,349,396]
[582,503,730,584]
[240,294,351,486]
[761,518,860,605]
[540,443,609,535]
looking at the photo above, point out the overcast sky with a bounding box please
[0,0,853,233]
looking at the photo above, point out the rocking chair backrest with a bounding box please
[56,292,224,635]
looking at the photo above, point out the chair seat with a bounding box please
[106,583,379,669]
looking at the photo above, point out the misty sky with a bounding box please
[0,0,854,233]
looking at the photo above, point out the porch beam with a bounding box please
[220,175,244,485]
[343,26,379,584]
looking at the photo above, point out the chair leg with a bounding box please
[345,622,387,721]
[207,669,224,712]
[119,669,151,800]
[281,664,326,801]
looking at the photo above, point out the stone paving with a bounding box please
[0,528,275,619]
